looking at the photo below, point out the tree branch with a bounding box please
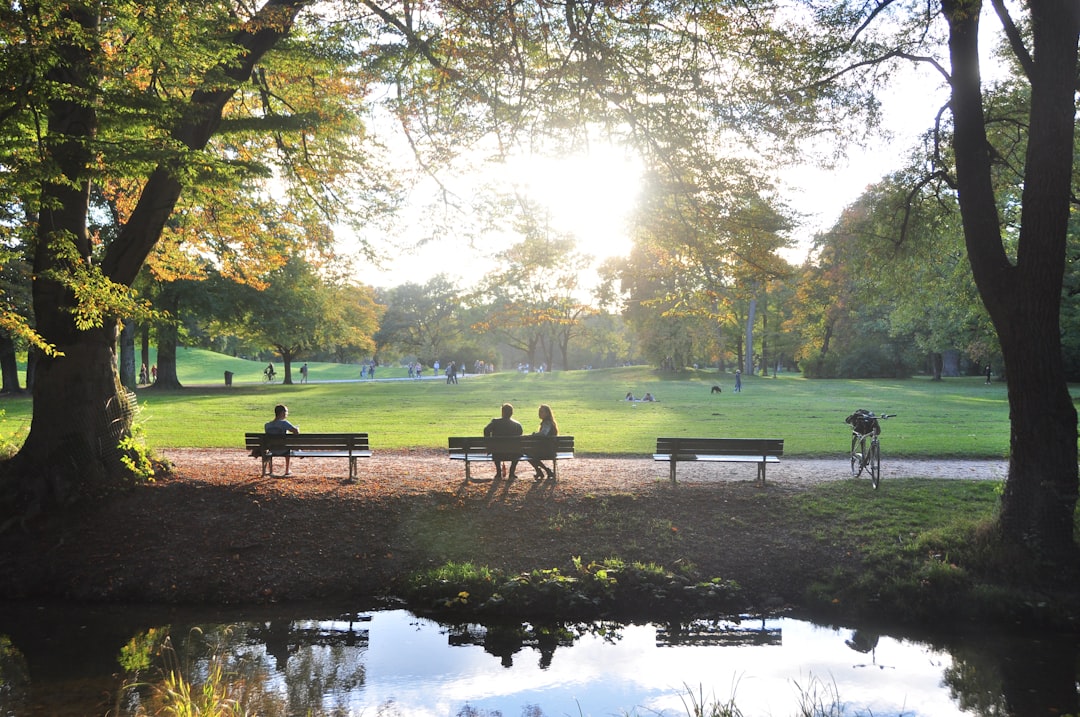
[989,0,1035,80]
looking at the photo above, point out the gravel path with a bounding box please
[160,448,1008,490]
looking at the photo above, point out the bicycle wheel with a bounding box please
[850,434,864,477]
[868,439,881,489]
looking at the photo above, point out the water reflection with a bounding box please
[0,601,1077,716]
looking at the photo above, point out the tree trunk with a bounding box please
[154,326,181,389]
[944,0,1079,559]
[119,320,137,390]
[139,324,150,381]
[760,290,769,378]
[151,290,182,389]
[744,298,756,375]
[279,348,295,385]
[0,334,21,394]
[11,325,134,509]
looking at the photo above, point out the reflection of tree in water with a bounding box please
[942,632,1079,717]
[152,615,371,716]
[483,623,524,667]
[447,620,587,669]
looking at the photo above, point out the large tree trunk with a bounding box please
[945,0,1079,559]
[14,327,134,508]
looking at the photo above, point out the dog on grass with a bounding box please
[711,385,722,394]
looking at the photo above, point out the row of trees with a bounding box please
[5,131,1072,389]
[48,149,1076,392]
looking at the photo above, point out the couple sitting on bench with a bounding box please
[484,402,557,481]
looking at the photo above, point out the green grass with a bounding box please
[0,347,1024,456]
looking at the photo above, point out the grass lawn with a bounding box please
[0,348,1022,456]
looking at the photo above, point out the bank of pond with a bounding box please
[0,600,1075,716]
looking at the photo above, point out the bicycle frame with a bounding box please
[847,411,893,489]
[849,429,881,487]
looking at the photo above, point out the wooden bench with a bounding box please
[654,437,784,484]
[448,435,575,481]
[245,432,372,482]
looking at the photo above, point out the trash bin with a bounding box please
[224,370,234,387]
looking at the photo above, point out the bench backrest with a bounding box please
[245,432,369,453]
[449,435,574,457]
[655,437,784,457]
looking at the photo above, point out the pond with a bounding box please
[0,601,1077,716]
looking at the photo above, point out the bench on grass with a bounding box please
[245,432,372,482]
[448,435,575,482]
[654,437,784,484]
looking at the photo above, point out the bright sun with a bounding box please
[504,146,643,262]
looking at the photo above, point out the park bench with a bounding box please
[245,432,372,483]
[448,435,575,482]
[653,437,784,484]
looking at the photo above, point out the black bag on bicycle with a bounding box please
[846,409,880,436]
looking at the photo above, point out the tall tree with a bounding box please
[768,1,1078,559]
[373,277,464,366]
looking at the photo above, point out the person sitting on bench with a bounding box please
[483,402,523,480]
[264,404,299,477]
[527,404,558,481]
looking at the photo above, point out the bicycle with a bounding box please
[263,367,276,383]
[845,409,895,489]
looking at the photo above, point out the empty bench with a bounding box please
[448,435,575,481]
[245,432,372,483]
[654,437,784,484]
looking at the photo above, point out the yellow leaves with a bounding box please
[45,234,159,330]
[0,306,62,357]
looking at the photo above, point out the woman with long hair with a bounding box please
[529,404,558,480]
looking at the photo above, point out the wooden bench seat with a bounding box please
[448,435,575,481]
[245,432,372,482]
[654,437,783,484]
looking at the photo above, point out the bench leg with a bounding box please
[757,461,766,484]
[348,457,358,483]
[670,461,677,483]
[261,455,272,477]
[464,460,472,482]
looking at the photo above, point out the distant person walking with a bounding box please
[300,363,309,383]
[985,364,992,384]
[734,370,742,392]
